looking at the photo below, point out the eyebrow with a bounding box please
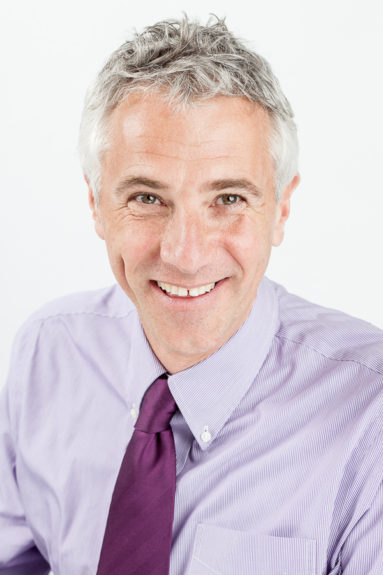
[114,176,262,198]
[115,176,169,197]
[206,179,263,199]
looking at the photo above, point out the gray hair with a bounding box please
[78,16,298,202]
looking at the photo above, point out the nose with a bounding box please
[160,208,212,275]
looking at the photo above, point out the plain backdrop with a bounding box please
[1,0,383,389]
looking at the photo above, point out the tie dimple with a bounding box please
[135,376,177,433]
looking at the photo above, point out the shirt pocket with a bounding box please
[187,524,317,575]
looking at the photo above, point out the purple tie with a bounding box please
[97,376,177,575]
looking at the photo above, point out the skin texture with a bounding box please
[88,92,299,373]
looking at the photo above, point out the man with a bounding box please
[1,15,382,575]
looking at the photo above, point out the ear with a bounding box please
[86,177,105,240]
[272,173,300,247]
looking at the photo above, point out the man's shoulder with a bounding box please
[11,285,137,356]
[27,284,135,324]
[272,280,383,376]
[9,285,138,378]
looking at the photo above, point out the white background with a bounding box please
[1,0,382,388]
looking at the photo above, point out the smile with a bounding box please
[156,281,217,297]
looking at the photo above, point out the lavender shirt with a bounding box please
[1,277,382,574]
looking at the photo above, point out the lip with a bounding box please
[150,278,227,304]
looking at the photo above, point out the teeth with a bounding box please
[157,281,216,297]
[170,285,188,297]
[189,283,215,297]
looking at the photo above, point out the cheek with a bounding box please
[223,216,273,271]
[106,218,161,272]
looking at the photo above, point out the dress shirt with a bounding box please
[1,277,382,574]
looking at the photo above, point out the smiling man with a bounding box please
[1,16,382,575]
[91,93,295,374]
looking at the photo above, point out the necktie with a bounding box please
[97,376,177,575]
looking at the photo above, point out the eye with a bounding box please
[133,194,161,205]
[216,194,243,205]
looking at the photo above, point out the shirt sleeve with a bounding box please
[340,480,383,574]
[0,326,51,574]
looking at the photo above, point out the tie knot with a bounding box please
[134,376,177,433]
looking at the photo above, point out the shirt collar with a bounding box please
[168,276,279,450]
[125,311,166,416]
[125,276,279,449]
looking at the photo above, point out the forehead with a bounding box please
[102,91,275,191]
[107,91,271,153]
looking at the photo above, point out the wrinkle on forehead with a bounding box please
[131,150,245,162]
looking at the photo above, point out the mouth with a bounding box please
[155,280,222,298]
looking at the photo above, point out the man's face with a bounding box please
[89,92,298,372]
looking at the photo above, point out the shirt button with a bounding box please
[130,407,138,420]
[201,426,211,443]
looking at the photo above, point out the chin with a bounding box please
[161,327,224,359]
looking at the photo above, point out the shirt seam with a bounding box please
[192,556,221,575]
[27,309,135,324]
[275,333,383,378]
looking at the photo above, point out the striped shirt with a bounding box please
[1,277,382,574]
